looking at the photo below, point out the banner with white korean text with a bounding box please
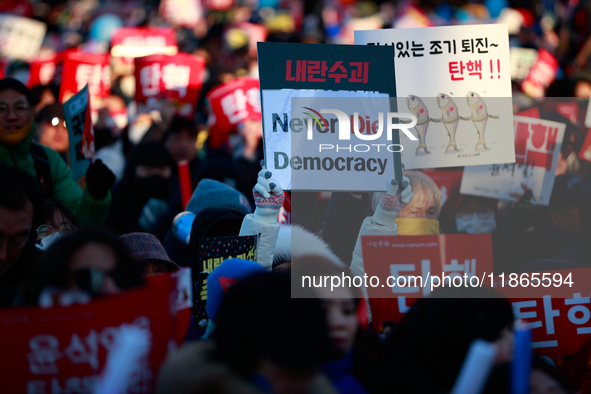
[355,24,515,169]
[59,52,110,105]
[460,116,565,205]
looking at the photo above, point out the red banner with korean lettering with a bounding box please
[362,234,493,332]
[206,77,261,150]
[28,54,58,88]
[59,52,111,104]
[111,27,178,58]
[0,270,191,393]
[134,53,206,119]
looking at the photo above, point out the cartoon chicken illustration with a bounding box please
[431,93,461,152]
[460,91,499,151]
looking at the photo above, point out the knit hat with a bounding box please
[186,179,252,216]
[119,232,179,272]
[206,258,266,322]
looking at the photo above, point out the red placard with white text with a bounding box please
[0,270,192,393]
[28,54,58,88]
[206,77,261,150]
[134,53,206,118]
[111,27,178,58]
[362,234,493,332]
[59,52,110,104]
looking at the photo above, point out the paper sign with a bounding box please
[160,0,203,28]
[355,24,515,170]
[59,52,110,104]
[0,273,181,393]
[134,53,206,118]
[110,27,177,58]
[510,47,537,81]
[63,86,91,180]
[461,116,565,205]
[192,235,257,330]
[257,42,400,191]
[206,77,261,150]
[0,15,46,61]
[362,234,493,331]
[521,48,559,97]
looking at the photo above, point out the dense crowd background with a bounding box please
[1,0,591,393]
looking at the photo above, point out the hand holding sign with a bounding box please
[373,176,413,227]
[253,169,285,224]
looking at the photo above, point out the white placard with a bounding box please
[0,15,46,61]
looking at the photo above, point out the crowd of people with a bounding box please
[1,0,591,393]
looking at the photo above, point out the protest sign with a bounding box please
[422,168,464,205]
[0,14,46,61]
[134,53,206,118]
[206,76,261,150]
[0,273,181,393]
[63,86,92,180]
[111,27,178,58]
[28,54,58,88]
[521,48,559,98]
[160,0,203,28]
[355,24,515,170]
[59,52,110,104]
[192,235,257,330]
[461,116,565,205]
[510,47,537,81]
[257,42,400,191]
[362,234,493,332]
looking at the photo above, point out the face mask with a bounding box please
[134,175,170,199]
[395,218,441,235]
[36,232,63,251]
[455,213,497,234]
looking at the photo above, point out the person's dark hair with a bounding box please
[38,199,80,229]
[213,272,338,379]
[0,77,32,104]
[164,116,197,140]
[0,164,43,228]
[387,286,514,391]
[29,84,57,109]
[22,227,144,305]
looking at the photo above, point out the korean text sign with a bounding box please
[63,85,92,181]
[257,42,401,191]
[355,24,515,170]
[0,15,46,61]
[461,116,565,205]
[59,52,110,104]
[0,273,180,393]
[361,234,493,331]
[110,27,178,58]
[134,53,206,118]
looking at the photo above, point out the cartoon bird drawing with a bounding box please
[431,93,460,152]
[460,91,499,151]
[406,95,431,154]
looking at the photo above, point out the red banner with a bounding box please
[59,52,111,104]
[206,77,261,150]
[0,269,193,393]
[134,53,206,118]
[111,27,178,58]
[422,168,464,205]
[363,234,493,332]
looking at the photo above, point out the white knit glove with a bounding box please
[253,169,285,224]
[372,176,413,226]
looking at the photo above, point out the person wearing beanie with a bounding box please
[119,232,179,277]
[186,178,252,217]
[0,77,115,225]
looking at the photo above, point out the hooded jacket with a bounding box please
[0,126,110,225]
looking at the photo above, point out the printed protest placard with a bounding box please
[355,24,515,169]
[111,27,178,58]
[257,42,401,191]
[0,273,182,393]
[134,53,206,118]
[0,15,46,61]
[160,0,203,28]
[192,235,257,330]
[361,234,493,332]
[59,52,110,104]
[206,77,261,150]
[63,86,92,180]
[461,116,565,205]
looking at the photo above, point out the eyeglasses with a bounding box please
[37,224,77,240]
[0,102,30,117]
